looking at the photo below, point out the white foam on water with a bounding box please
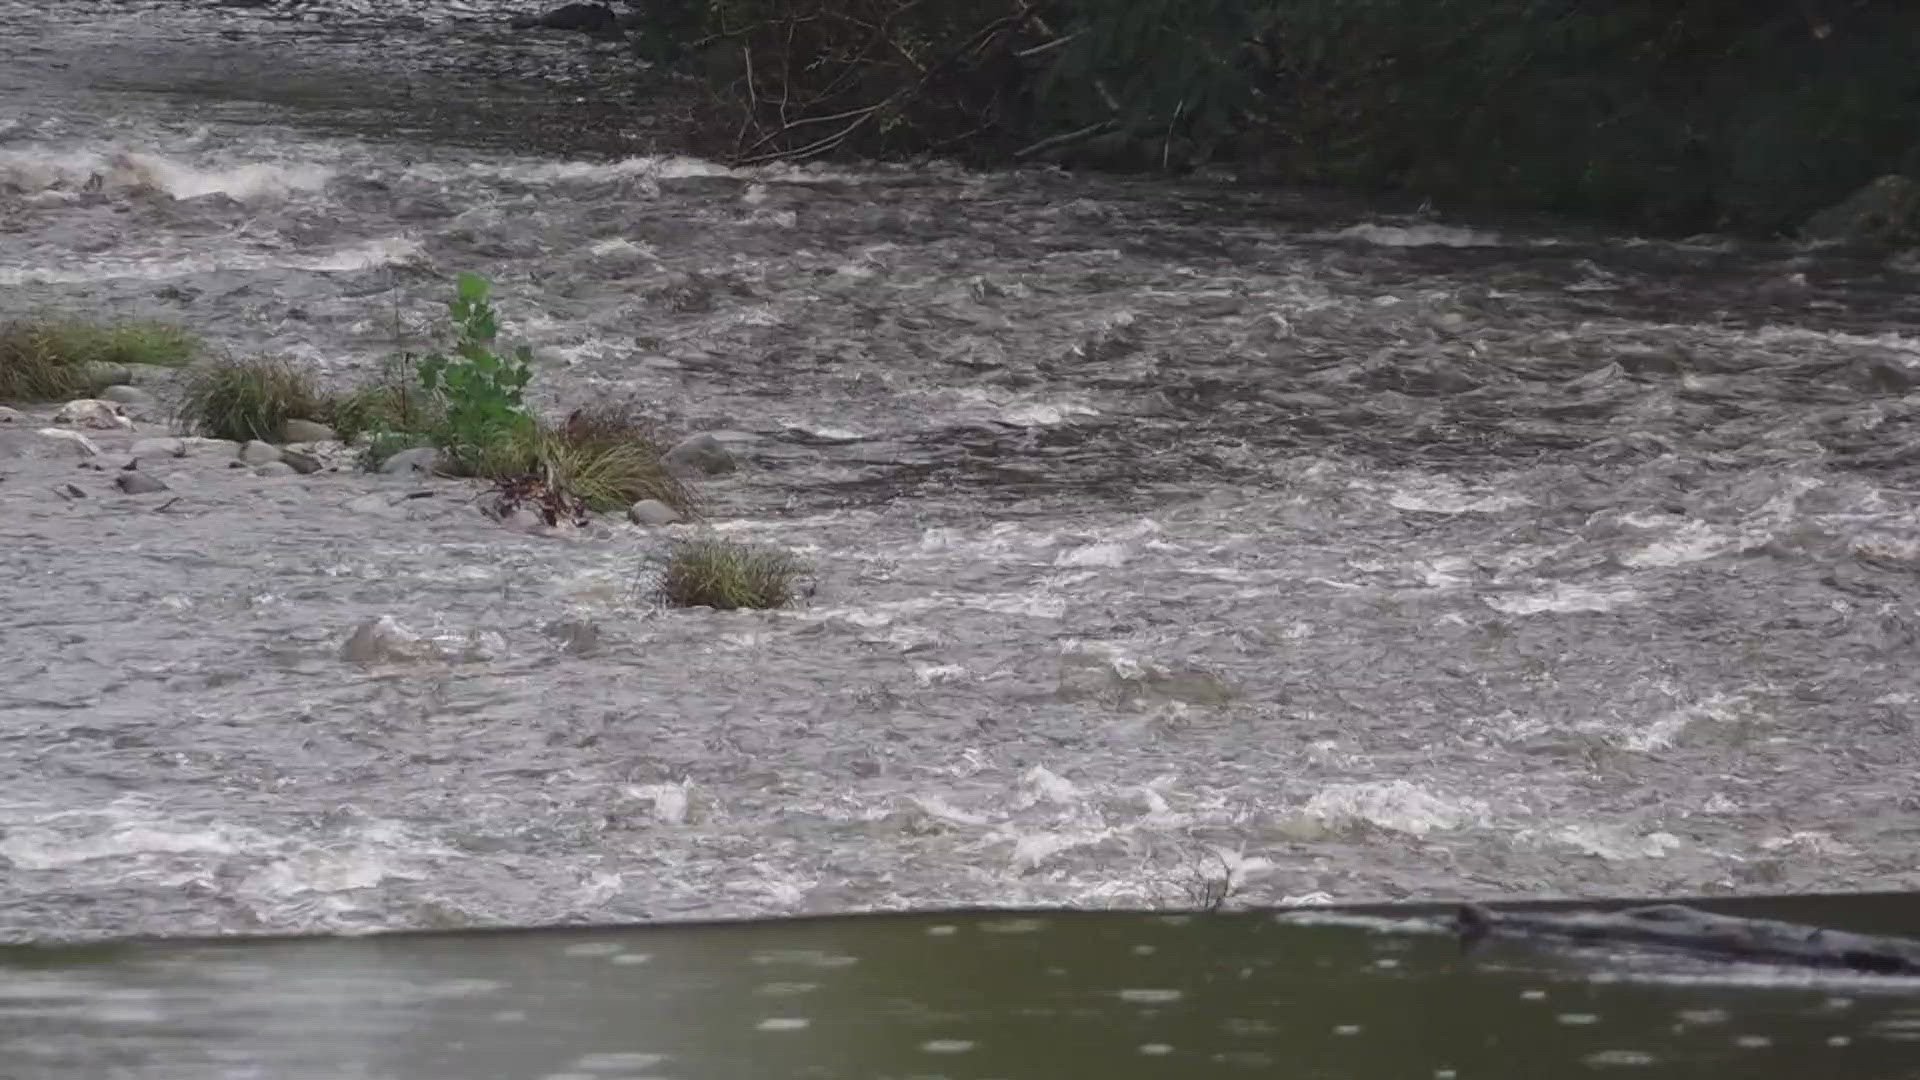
[1293,780,1490,837]
[1327,223,1503,248]
[1615,692,1747,752]
[1484,583,1642,616]
[0,234,424,285]
[1387,484,1532,514]
[0,147,332,200]
[1547,824,1682,860]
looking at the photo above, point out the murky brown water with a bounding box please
[5,897,1920,1079]
[5,0,1920,945]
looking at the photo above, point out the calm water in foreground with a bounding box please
[4,895,1920,1078]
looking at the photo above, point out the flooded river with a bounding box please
[5,0,1920,945]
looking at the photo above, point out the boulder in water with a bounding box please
[509,3,619,34]
[52,398,132,430]
[1803,175,1920,246]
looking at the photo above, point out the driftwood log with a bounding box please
[1455,903,1920,976]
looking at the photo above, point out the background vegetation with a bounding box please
[665,0,1920,235]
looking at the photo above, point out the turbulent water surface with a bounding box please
[6,0,1920,944]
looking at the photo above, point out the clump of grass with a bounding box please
[0,316,198,402]
[174,355,335,442]
[655,537,805,611]
[537,403,695,514]
[328,364,443,447]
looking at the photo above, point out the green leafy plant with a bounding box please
[416,272,535,471]
[655,537,805,611]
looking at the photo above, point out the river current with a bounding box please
[5,0,1920,944]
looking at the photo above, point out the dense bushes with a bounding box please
[678,0,1920,235]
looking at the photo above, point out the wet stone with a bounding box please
[115,472,169,494]
[130,437,187,458]
[279,449,323,475]
[52,399,131,429]
[254,461,297,477]
[281,418,337,443]
[238,440,284,465]
[663,432,736,477]
[379,447,442,475]
[96,385,156,406]
[0,406,20,423]
[627,498,682,526]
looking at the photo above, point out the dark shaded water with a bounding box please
[5,896,1920,1079]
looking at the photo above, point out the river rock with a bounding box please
[52,399,133,429]
[510,2,617,33]
[115,472,169,494]
[0,406,19,423]
[281,418,336,443]
[253,461,296,477]
[340,615,428,663]
[378,446,443,475]
[279,449,323,475]
[95,385,155,406]
[238,440,283,465]
[627,498,682,526]
[129,436,187,458]
[663,432,736,476]
[2,429,75,459]
[1804,175,1920,245]
[20,428,101,457]
[79,361,130,387]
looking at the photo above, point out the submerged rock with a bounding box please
[279,449,323,475]
[663,432,736,477]
[281,418,337,443]
[627,498,682,526]
[96,385,155,407]
[378,446,442,476]
[115,472,168,494]
[52,399,132,430]
[509,3,617,33]
[340,615,428,663]
[238,440,283,465]
[1803,175,1920,246]
[17,428,100,458]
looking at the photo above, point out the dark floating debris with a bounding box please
[1455,903,1920,975]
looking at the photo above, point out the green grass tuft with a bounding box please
[0,316,199,402]
[655,537,805,611]
[539,404,696,514]
[174,356,335,443]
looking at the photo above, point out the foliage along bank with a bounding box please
[648,0,1920,237]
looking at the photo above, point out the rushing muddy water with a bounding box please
[6,0,1920,944]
